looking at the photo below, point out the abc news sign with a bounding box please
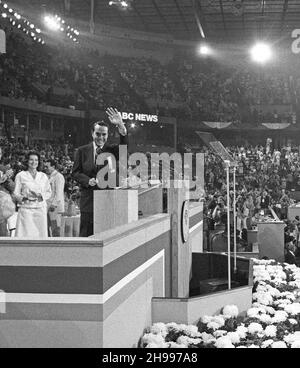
[121,112,158,123]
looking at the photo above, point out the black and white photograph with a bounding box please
[1,0,300,352]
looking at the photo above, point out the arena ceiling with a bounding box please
[9,0,300,42]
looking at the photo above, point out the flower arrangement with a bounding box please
[140,259,300,348]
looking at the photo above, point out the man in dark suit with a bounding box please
[72,108,128,237]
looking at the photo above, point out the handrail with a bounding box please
[138,183,162,196]
[268,206,281,222]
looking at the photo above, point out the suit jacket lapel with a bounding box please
[87,143,96,171]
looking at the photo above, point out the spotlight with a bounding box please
[199,44,212,56]
[62,20,65,24]
[30,23,34,29]
[17,24,21,28]
[12,20,15,25]
[1,12,7,18]
[33,37,36,40]
[130,123,136,128]
[73,38,77,42]
[44,15,60,31]
[250,42,273,64]
[3,4,7,9]
[60,27,64,31]
[8,8,12,13]
[36,28,41,33]
[41,40,45,44]
[121,1,128,7]
[31,32,35,37]
[74,30,79,35]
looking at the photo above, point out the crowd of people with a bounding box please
[203,142,300,262]
[1,23,300,124]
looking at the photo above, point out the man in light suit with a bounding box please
[44,159,65,237]
[72,108,128,237]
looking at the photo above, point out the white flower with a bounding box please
[264,325,277,338]
[166,322,180,330]
[201,332,216,345]
[222,305,239,318]
[214,330,228,338]
[271,341,287,349]
[261,339,274,349]
[215,336,234,349]
[291,341,300,348]
[274,299,291,306]
[184,337,202,346]
[253,291,273,306]
[176,335,190,347]
[236,325,248,339]
[284,332,300,345]
[201,315,213,324]
[248,322,263,334]
[284,303,300,316]
[258,314,272,324]
[150,323,168,337]
[272,311,288,323]
[289,319,298,325]
[247,307,261,318]
[248,344,260,348]
[142,333,166,347]
[281,292,296,301]
[236,346,247,348]
[207,322,221,331]
[227,332,240,344]
[213,316,225,327]
[181,325,200,337]
[265,306,276,315]
[168,342,186,348]
[146,343,161,348]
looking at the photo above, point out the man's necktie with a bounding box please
[95,147,102,165]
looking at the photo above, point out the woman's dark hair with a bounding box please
[24,151,42,171]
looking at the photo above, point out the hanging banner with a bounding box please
[262,123,290,130]
[203,122,232,129]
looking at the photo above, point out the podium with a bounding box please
[93,190,138,234]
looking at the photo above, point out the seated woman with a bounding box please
[14,151,51,238]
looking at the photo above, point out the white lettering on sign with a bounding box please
[121,112,158,123]
[291,29,300,54]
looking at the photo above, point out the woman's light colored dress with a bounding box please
[14,171,51,238]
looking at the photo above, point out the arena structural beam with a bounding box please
[192,0,206,39]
